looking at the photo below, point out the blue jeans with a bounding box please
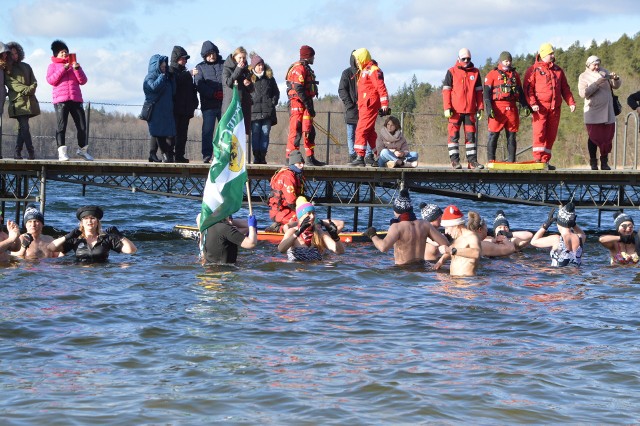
[201,108,221,159]
[377,148,419,166]
[347,123,371,156]
[251,119,271,153]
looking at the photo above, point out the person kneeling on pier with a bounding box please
[363,189,448,265]
[278,197,345,261]
[48,206,137,263]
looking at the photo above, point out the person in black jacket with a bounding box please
[338,51,370,164]
[249,52,280,164]
[169,46,198,163]
[628,91,640,128]
[194,41,224,163]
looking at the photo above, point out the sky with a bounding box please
[2,0,639,113]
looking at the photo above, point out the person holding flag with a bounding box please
[198,85,258,264]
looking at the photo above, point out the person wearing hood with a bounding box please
[248,52,280,164]
[0,42,10,159]
[349,48,389,167]
[523,43,576,170]
[143,54,176,162]
[168,46,198,163]
[3,41,40,160]
[194,41,224,163]
[222,46,254,139]
[483,51,530,163]
[46,40,92,161]
[442,48,484,170]
[578,55,621,170]
[530,204,585,267]
[285,45,325,166]
[338,51,370,164]
[375,115,418,168]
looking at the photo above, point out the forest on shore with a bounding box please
[2,33,639,166]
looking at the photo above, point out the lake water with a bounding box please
[1,181,639,424]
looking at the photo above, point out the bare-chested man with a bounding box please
[11,205,61,260]
[435,205,481,276]
[468,211,532,257]
[362,189,448,265]
[1,213,21,262]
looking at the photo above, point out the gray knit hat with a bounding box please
[419,202,443,222]
[613,211,633,230]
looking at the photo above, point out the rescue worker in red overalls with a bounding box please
[442,48,485,169]
[523,43,576,170]
[285,45,325,166]
[483,51,531,163]
[267,150,306,232]
[349,48,389,167]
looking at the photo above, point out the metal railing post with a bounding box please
[325,111,331,165]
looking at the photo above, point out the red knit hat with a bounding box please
[300,45,315,60]
[441,205,465,227]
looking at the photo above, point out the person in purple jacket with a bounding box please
[46,40,92,161]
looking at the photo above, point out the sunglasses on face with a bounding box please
[460,57,471,62]
[621,223,634,229]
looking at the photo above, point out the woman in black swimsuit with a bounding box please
[48,206,137,262]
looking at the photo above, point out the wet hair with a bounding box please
[467,211,483,231]
[384,115,401,130]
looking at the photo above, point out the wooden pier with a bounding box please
[2,159,640,229]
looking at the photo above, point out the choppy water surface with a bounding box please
[1,182,640,424]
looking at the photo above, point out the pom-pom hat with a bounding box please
[419,202,443,222]
[295,196,315,219]
[493,210,510,229]
[441,205,465,227]
[23,204,45,224]
[393,189,413,214]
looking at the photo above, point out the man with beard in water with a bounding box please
[362,189,448,265]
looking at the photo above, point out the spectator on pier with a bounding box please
[578,55,621,170]
[11,205,60,259]
[169,46,199,163]
[222,46,254,141]
[338,50,370,164]
[0,212,21,261]
[349,48,389,167]
[599,211,639,265]
[48,206,137,263]
[195,41,224,163]
[4,41,40,160]
[376,115,418,168]
[523,43,576,170]
[530,204,585,267]
[483,51,530,163]
[278,196,345,261]
[442,48,484,170]
[46,40,92,161]
[627,90,640,117]
[420,202,445,262]
[249,51,280,164]
[143,54,176,163]
[363,189,448,265]
[0,42,10,159]
[198,213,258,264]
[434,206,482,275]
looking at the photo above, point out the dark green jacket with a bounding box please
[5,61,40,118]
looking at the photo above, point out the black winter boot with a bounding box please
[600,155,611,170]
[589,158,598,170]
[349,155,366,167]
[306,155,326,166]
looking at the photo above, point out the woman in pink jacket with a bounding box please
[46,40,92,161]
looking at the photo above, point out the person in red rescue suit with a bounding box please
[349,48,389,167]
[483,51,531,163]
[523,43,576,169]
[285,45,325,166]
[268,150,306,232]
[442,48,485,170]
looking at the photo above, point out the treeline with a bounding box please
[2,33,640,166]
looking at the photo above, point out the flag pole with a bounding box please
[245,178,253,216]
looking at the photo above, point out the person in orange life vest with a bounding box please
[523,43,576,169]
[267,150,306,232]
[442,48,485,170]
[285,45,325,166]
[483,51,531,162]
[349,48,389,167]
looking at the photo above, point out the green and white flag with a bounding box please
[199,86,247,232]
